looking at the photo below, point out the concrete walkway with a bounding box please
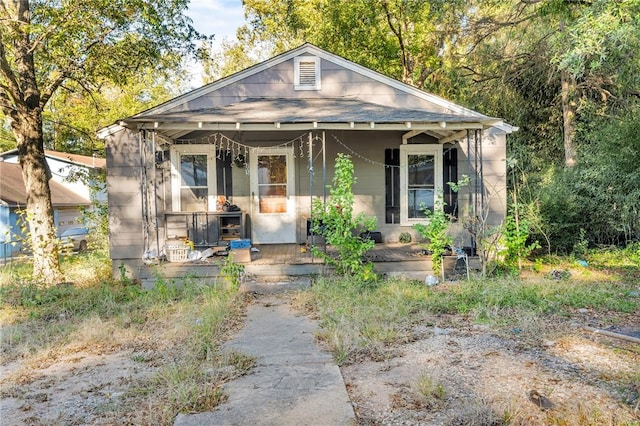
[174,281,356,426]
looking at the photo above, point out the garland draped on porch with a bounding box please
[170,131,444,170]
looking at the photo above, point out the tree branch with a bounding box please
[38,23,115,108]
[42,117,95,139]
[381,1,410,83]
[39,70,67,108]
[27,5,82,56]
[61,76,101,109]
[0,36,24,108]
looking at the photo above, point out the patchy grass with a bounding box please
[294,276,434,364]
[414,372,447,408]
[296,254,640,426]
[296,268,638,365]
[0,251,251,425]
[296,250,639,424]
[427,275,637,321]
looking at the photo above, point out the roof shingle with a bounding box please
[0,162,91,207]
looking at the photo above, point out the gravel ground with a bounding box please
[342,314,640,425]
[1,301,638,425]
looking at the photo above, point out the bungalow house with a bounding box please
[99,43,515,282]
[0,161,91,259]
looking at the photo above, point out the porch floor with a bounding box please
[248,242,428,265]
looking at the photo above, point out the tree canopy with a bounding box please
[203,0,640,251]
[0,0,201,282]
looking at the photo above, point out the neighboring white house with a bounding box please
[0,149,106,240]
[0,149,106,202]
[0,161,92,258]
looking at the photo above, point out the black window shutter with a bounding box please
[443,147,458,217]
[216,151,233,199]
[385,148,400,223]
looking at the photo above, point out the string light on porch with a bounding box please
[172,131,314,170]
[169,131,452,171]
[330,134,453,169]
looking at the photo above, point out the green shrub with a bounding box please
[498,215,540,272]
[413,198,452,277]
[399,232,412,243]
[218,252,245,290]
[311,154,377,282]
[532,109,640,251]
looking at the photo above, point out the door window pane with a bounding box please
[181,155,207,186]
[180,154,208,211]
[408,154,435,218]
[180,188,208,211]
[258,155,287,213]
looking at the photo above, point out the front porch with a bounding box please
[135,243,476,288]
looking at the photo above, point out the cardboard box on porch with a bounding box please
[230,248,251,263]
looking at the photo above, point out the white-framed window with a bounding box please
[399,144,443,226]
[170,145,217,212]
[294,56,321,91]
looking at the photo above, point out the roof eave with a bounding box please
[126,120,490,132]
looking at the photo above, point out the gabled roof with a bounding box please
[0,149,106,170]
[132,43,490,120]
[0,162,91,207]
[126,98,501,127]
[105,43,516,138]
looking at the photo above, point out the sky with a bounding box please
[186,0,246,46]
[183,0,246,87]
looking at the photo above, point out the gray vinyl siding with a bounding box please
[168,57,450,114]
[121,129,505,248]
[456,128,507,229]
[106,129,144,261]
[106,130,504,267]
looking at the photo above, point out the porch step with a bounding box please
[244,263,325,277]
[241,277,312,294]
[130,243,445,288]
[136,263,435,289]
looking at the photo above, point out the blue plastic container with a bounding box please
[229,239,251,249]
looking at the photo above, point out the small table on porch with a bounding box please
[164,211,246,248]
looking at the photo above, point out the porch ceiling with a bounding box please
[123,98,502,139]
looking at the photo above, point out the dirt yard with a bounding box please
[1,293,639,425]
[341,312,640,425]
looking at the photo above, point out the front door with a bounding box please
[250,148,296,244]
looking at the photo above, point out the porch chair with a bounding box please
[452,246,470,280]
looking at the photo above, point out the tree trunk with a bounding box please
[561,65,577,167]
[13,110,65,285]
[1,0,64,284]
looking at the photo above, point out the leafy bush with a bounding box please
[399,232,412,243]
[413,198,453,277]
[533,108,640,251]
[498,216,540,272]
[311,154,377,281]
[217,252,245,290]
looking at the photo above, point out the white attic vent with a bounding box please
[294,56,321,90]
[299,61,316,85]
